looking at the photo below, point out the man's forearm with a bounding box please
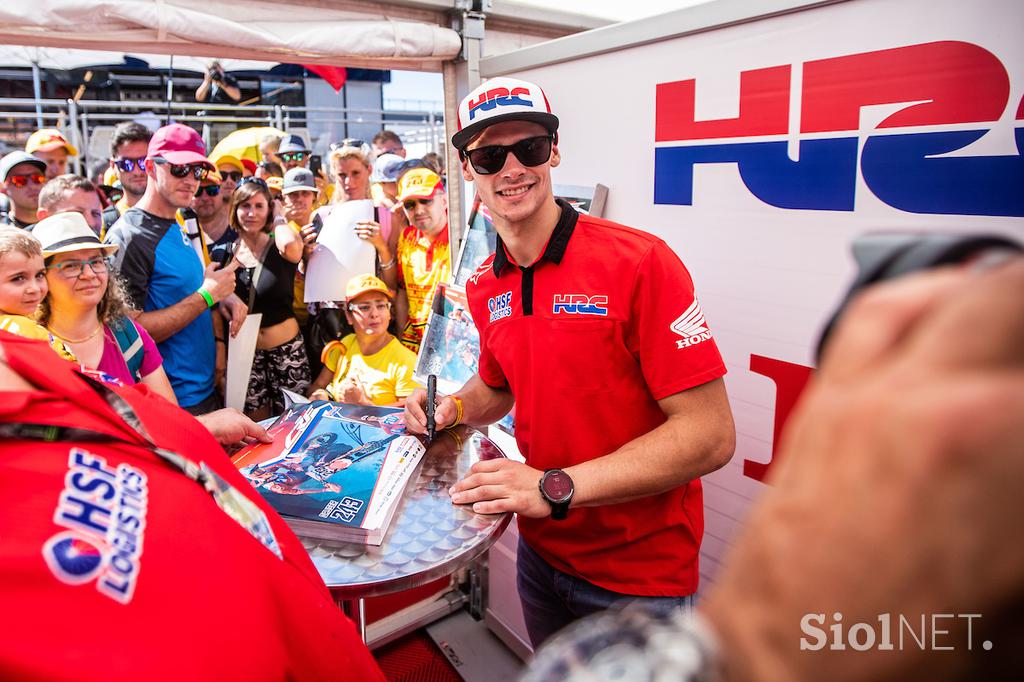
[195,79,211,102]
[566,378,735,508]
[455,374,515,426]
[136,292,209,343]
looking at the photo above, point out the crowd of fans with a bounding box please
[0,122,451,422]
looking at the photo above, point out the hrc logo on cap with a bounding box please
[468,87,533,121]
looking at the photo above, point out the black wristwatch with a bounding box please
[539,469,574,521]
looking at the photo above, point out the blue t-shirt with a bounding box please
[105,207,214,408]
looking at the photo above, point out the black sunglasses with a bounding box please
[195,185,222,198]
[462,135,553,175]
[152,157,209,181]
[114,157,147,173]
[220,171,243,183]
[403,197,435,210]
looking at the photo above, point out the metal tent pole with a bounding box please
[31,62,45,130]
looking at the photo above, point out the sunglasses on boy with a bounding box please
[280,152,307,163]
[6,172,46,188]
[151,157,209,181]
[114,157,147,173]
[195,185,222,198]
[461,135,554,175]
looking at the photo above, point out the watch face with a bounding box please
[542,470,573,502]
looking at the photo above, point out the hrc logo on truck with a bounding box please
[654,41,1024,217]
[553,294,608,316]
[468,87,533,120]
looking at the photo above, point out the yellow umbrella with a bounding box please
[210,126,284,164]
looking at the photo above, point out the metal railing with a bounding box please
[0,97,445,172]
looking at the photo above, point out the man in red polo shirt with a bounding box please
[0,331,384,681]
[406,77,736,647]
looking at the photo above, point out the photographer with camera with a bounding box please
[195,60,241,104]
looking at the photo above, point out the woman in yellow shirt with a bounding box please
[307,274,421,406]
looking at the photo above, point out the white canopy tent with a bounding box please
[0,0,462,71]
[0,46,281,74]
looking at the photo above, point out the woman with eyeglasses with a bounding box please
[33,212,177,403]
[213,177,307,420]
[307,274,420,406]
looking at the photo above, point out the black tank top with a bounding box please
[235,242,298,328]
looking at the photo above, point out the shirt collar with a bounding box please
[492,198,578,277]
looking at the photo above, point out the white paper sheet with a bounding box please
[304,200,376,302]
[225,313,262,411]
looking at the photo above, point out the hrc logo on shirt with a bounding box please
[553,294,608,316]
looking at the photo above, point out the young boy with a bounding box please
[0,227,75,360]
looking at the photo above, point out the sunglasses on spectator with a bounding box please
[48,256,109,279]
[348,301,392,315]
[195,185,222,198]
[151,157,209,181]
[462,135,553,175]
[6,173,46,188]
[114,157,147,173]
[280,152,307,162]
[239,177,269,190]
[403,197,435,210]
[331,139,367,151]
[220,171,243,183]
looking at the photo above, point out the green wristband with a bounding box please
[198,287,215,308]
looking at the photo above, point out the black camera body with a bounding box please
[817,233,1022,362]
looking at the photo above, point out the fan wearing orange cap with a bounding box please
[390,168,450,353]
[307,274,421,406]
[26,129,78,180]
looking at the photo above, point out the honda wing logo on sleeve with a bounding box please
[671,300,713,348]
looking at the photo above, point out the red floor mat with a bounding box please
[373,630,462,682]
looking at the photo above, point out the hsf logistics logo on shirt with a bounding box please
[488,291,513,322]
[42,448,149,604]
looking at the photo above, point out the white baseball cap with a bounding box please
[452,77,559,151]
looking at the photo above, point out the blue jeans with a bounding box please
[516,537,694,648]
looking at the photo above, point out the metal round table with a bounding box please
[298,425,512,640]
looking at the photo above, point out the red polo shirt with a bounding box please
[465,200,726,596]
[0,332,383,682]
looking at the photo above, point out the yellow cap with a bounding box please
[345,274,393,300]
[397,168,442,202]
[209,153,245,174]
[26,129,78,156]
[102,166,119,187]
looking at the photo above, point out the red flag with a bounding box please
[302,65,347,93]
